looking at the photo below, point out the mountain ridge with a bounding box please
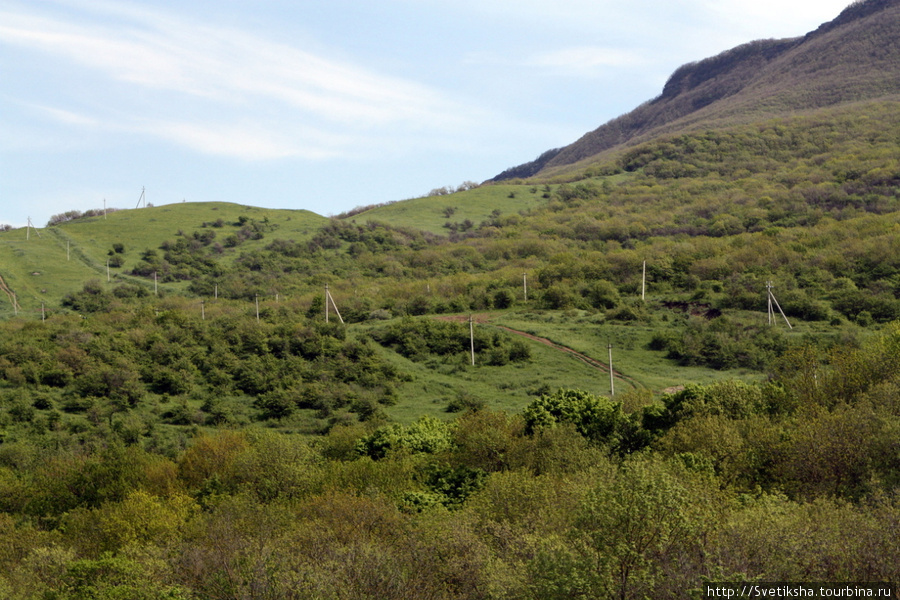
[491,0,900,181]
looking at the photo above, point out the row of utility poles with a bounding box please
[5,224,796,398]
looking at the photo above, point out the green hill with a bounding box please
[0,202,325,317]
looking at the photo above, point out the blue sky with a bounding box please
[1,0,851,228]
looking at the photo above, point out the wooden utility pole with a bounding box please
[26,217,40,240]
[255,294,260,323]
[324,285,344,324]
[469,315,475,366]
[523,272,528,301]
[642,260,647,301]
[608,342,615,396]
[767,281,793,329]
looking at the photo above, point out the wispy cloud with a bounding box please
[0,1,477,160]
[529,47,647,74]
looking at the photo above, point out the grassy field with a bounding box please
[351,184,550,234]
[0,230,98,319]
[347,301,813,425]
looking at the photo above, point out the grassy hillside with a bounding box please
[0,202,325,318]
[348,183,549,235]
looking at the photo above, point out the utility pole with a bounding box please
[26,217,40,240]
[255,294,260,323]
[608,342,615,397]
[642,260,647,301]
[154,272,158,296]
[469,315,475,366]
[523,272,528,301]
[106,259,110,283]
[201,300,205,321]
[324,285,344,324]
[767,281,793,329]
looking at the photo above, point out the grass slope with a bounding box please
[349,184,549,234]
[0,202,326,315]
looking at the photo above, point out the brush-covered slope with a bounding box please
[492,0,900,180]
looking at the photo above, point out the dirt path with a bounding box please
[0,273,18,312]
[437,314,642,389]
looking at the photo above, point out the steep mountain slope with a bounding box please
[492,0,900,180]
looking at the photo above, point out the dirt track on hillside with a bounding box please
[436,314,641,389]
[0,273,18,311]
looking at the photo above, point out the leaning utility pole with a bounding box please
[766,281,793,329]
[26,217,41,240]
[324,285,344,324]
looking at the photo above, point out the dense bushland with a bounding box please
[0,323,899,598]
[0,296,402,432]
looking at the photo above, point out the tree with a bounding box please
[523,389,627,449]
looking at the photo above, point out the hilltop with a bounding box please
[491,0,900,181]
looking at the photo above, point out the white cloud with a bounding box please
[0,1,478,160]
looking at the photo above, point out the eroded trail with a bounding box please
[494,325,642,389]
[437,314,642,390]
[0,273,18,312]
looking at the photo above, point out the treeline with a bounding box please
[47,208,122,226]
[0,324,899,598]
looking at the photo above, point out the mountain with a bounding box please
[491,0,900,181]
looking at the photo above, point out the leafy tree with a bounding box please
[523,389,628,450]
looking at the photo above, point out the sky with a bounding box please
[0,0,853,228]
